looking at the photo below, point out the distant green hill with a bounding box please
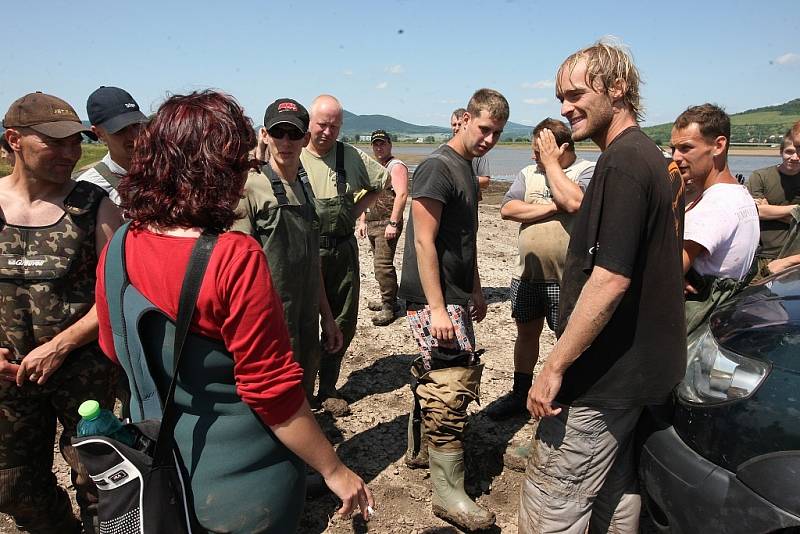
[643,98,800,145]
[340,110,533,141]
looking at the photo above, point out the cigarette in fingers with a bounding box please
[367,505,375,516]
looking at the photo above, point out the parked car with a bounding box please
[640,266,800,533]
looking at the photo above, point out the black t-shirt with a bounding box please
[556,127,687,408]
[399,145,478,307]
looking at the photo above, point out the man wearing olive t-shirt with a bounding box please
[520,41,686,534]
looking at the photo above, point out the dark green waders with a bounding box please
[104,224,306,533]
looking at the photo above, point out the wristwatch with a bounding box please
[388,220,399,228]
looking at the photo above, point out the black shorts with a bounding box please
[510,278,560,331]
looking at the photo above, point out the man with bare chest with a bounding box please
[0,92,122,533]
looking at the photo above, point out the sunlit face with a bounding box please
[265,124,309,169]
[556,59,613,143]
[96,122,142,170]
[461,109,505,158]
[530,138,543,172]
[11,129,81,183]
[670,123,718,186]
[450,114,461,135]
[309,108,342,154]
[779,141,800,176]
[371,138,391,162]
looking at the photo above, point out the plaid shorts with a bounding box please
[510,278,560,331]
[406,304,475,370]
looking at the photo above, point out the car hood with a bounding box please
[710,267,800,372]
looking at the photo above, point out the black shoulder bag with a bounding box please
[73,233,217,534]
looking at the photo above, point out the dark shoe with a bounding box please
[372,305,396,326]
[429,448,496,531]
[485,372,532,421]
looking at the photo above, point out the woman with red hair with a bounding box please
[94,90,373,532]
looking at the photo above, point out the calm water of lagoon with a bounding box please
[391,145,780,182]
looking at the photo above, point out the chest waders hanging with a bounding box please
[99,223,305,533]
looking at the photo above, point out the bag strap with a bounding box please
[93,161,123,190]
[335,141,347,196]
[152,232,218,465]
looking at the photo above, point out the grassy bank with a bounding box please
[0,143,107,176]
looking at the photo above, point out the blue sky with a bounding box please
[2,0,798,128]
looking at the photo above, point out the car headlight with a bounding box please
[677,323,770,405]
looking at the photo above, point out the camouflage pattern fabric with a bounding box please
[0,182,106,356]
[0,346,116,532]
[0,182,116,532]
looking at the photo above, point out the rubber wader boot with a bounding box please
[372,304,396,326]
[405,411,429,469]
[428,448,496,531]
[485,372,532,421]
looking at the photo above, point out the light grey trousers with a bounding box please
[518,405,643,534]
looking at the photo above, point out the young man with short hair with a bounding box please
[357,129,409,326]
[671,104,759,332]
[451,107,490,192]
[746,126,800,275]
[75,86,147,205]
[400,88,509,531]
[520,40,686,533]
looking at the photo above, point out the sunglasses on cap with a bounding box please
[268,126,305,141]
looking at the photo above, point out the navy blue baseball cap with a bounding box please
[86,86,147,133]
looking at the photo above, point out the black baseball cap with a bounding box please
[87,86,147,134]
[263,98,309,133]
[3,92,96,140]
[371,129,391,143]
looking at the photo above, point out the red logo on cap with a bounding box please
[278,102,298,112]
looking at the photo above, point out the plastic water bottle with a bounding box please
[77,399,137,447]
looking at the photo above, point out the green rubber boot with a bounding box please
[428,448,495,531]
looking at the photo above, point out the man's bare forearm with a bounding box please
[546,266,630,373]
[352,191,379,218]
[416,238,445,309]
[500,199,559,223]
[756,203,797,222]
[542,161,583,213]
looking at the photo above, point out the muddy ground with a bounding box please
[0,181,656,533]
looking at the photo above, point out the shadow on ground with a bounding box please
[482,287,509,305]
[338,353,416,404]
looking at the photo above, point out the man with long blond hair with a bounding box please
[520,39,686,533]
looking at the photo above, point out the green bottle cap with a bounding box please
[78,399,101,420]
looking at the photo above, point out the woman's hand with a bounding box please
[323,462,375,520]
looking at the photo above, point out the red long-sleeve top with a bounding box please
[95,227,305,426]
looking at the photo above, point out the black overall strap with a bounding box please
[298,163,315,203]
[152,232,218,465]
[335,141,347,196]
[262,164,289,207]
